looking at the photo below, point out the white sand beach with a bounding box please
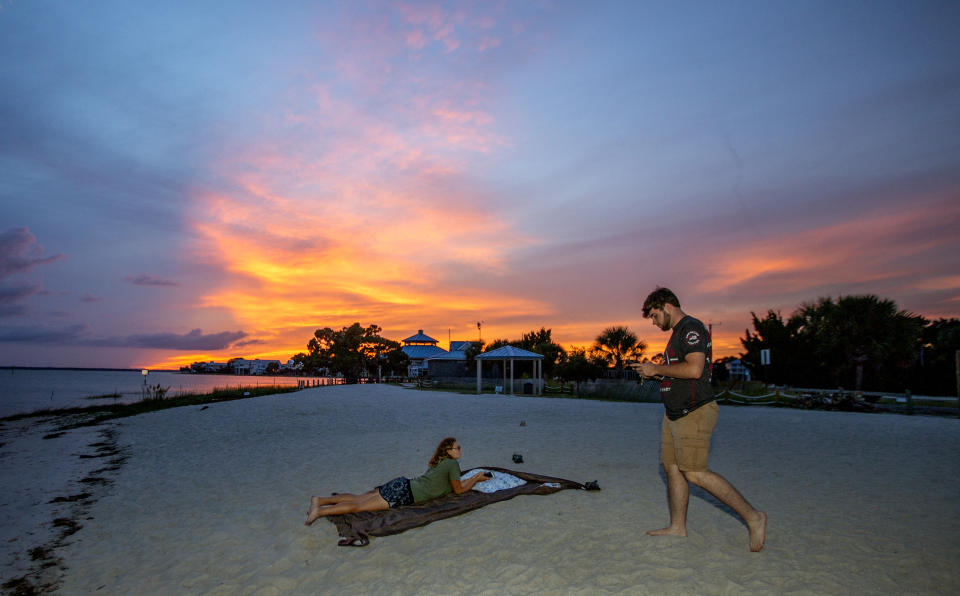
[3,384,959,595]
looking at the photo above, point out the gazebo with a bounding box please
[476,345,544,395]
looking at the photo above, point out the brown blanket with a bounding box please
[325,467,586,546]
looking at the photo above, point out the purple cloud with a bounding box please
[0,283,46,318]
[0,305,27,318]
[124,274,179,287]
[0,325,246,350]
[0,228,64,279]
[0,324,88,343]
[82,328,247,350]
[0,284,41,305]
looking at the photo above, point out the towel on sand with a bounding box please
[325,467,585,546]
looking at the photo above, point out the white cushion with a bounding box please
[461,469,527,493]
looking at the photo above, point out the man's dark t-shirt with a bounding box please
[659,315,713,420]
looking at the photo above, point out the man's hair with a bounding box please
[642,287,680,317]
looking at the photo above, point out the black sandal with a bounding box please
[337,534,370,547]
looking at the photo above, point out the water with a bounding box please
[0,369,336,418]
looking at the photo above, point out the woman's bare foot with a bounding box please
[646,526,686,537]
[748,512,767,552]
[304,497,324,526]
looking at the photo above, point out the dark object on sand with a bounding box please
[338,535,369,547]
[512,453,524,463]
[325,467,586,547]
[584,481,601,491]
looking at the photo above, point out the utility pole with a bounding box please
[708,321,721,339]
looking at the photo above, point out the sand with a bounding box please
[3,384,958,595]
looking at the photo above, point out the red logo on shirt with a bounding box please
[685,331,700,346]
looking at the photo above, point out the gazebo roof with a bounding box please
[402,329,438,344]
[476,345,544,360]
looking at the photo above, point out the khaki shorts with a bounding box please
[660,401,718,472]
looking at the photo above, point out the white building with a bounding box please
[231,358,282,375]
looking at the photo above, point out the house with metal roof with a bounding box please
[424,343,471,378]
[401,330,448,376]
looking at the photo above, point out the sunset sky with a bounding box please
[2,0,958,369]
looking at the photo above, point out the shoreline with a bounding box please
[3,385,959,594]
[0,384,301,593]
[0,415,127,593]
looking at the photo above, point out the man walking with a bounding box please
[635,287,766,551]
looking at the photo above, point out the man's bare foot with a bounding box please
[748,511,767,552]
[646,526,686,537]
[305,497,324,526]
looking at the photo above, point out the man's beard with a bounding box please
[659,311,672,331]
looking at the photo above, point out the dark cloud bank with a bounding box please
[0,326,247,350]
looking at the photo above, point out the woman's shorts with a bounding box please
[660,401,718,472]
[377,476,414,508]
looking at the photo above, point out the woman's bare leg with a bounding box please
[311,493,363,507]
[305,490,390,525]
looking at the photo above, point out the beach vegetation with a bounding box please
[914,318,960,396]
[484,327,566,376]
[294,322,406,382]
[462,340,485,372]
[740,295,930,393]
[554,347,606,396]
[593,325,646,370]
[141,384,169,401]
[84,391,122,400]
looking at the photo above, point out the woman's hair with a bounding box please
[429,437,458,468]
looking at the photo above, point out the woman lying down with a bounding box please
[304,437,490,525]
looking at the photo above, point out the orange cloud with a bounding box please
[697,207,944,294]
[913,275,960,292]
[149,4,559,369]
[178,86,535,369]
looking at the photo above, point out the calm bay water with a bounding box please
[0,369,332,418]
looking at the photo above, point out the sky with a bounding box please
[1,0,959,369]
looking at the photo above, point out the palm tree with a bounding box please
[593,326,646,370]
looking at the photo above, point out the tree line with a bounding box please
[288,293,959,396]
[289,323,651,392]
[291,323,410,383]
[740,294,959,395]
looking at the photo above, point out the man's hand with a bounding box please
[629,361,659,378]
